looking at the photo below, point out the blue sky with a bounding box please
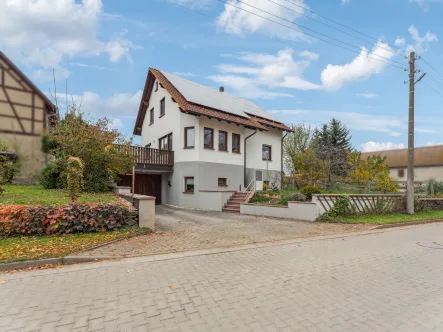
[1,0,443,151]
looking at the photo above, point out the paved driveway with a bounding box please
[74,206,372,258]
[2,224,443,331]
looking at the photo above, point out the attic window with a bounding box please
[155,81,159,92]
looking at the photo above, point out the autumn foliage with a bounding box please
[0,203,130,236]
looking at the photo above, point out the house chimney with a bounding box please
[219,86,224,93]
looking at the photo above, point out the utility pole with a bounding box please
[407,52,415,214]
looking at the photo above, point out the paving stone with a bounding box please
[2,224,443,331]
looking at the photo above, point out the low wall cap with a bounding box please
[120,193,156,201]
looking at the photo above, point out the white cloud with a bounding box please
[269,109,405,136]
[321,41,395,90]
[168,0,214,9]
[395,37,406,46]
[0,0,137,80]
[360,142,405,152]
[356,93,378,99]
[426,141,443,146]
[70,62,117,71]
[300,51,319,61]
[208,48,321,99]
[57,90,143,118]
[405,25,437,54]
[108,118,123,129]
[172,72,196,77]
[341,0,351,4]
[415,128,436,133]
[217,0,309,40]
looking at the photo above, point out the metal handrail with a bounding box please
[243,178,255,193]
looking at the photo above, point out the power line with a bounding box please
[422,81,443,97]
[166,0,406,70]
[267,0,398,56]
[228,0,406,67]
[283,0,404,53]
[416,64,443,91]
[420,56,443,80]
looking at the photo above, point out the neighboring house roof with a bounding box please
[361,145,443,168]
[0,51,55,113]
[134,68,291,135]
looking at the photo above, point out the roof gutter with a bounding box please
[244,129,257,188]
[281,131,289,189]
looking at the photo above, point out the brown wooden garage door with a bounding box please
[135,174,162,205]
[118,174,162,205]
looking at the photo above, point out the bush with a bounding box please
[39,162,64,189]
[0,203,131,236]
[249,193,271,204]
[318,196,351,221]
[279,193,307,205]
[427,180,443,195]
[300,185,321,200]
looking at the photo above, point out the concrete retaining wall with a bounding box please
[240,201,317,221]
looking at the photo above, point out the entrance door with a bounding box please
[255,170,263,191]
[134,174,162,205]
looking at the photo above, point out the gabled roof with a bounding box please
[360,145,443,168]
[0,51,55,112]
[133,68,291,135]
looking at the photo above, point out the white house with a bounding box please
[130,68,291,212]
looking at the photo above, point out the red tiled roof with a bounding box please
[134,68,290,135]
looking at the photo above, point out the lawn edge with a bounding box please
[0,229,150,271]
[374,219,443,229]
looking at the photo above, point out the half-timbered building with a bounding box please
[0,51,56,180]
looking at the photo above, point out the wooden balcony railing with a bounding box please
[115,145,174,167]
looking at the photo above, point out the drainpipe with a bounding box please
[244,129,257,188]
[281,131,289,190]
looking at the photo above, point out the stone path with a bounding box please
[74,206,372,258]
[2,224,443,331]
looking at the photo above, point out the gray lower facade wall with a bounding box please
[164,161,243,211]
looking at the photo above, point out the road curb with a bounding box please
[375,219,443,229]
[0,258,61,272]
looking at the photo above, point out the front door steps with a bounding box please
[223,191,252,213]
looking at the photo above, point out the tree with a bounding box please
[348,151,398,193]
[293,149,327,186]
[312,118,352,181]
[283,124,313,175]
[47,106,135,192]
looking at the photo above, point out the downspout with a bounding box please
[281,131,289,190]
[244,129,257,188]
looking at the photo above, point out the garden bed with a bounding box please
[0,185,118,205]
[0,228,147,263]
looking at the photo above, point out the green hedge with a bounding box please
[0,203,130,236]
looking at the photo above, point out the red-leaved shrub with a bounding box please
[0,203,130,236]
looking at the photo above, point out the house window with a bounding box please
[204,128,214,149]
[262,145,272,161]
[219,131,227,151]
[160,98,165,117]
[185,177,194,193]
[184,127,195,148]
[398,169,405,178]
[149,108,154,125]
[218,178,228,187]
[155,81,159,92]
[159,133,173,151]
[232,133,240,153]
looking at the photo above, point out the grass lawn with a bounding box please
[0,185,118,206]
[0,228,146,263]
[336,210,443,225]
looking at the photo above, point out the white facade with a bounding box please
[138,78,285,210]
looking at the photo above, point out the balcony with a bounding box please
[115,145,174,170]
